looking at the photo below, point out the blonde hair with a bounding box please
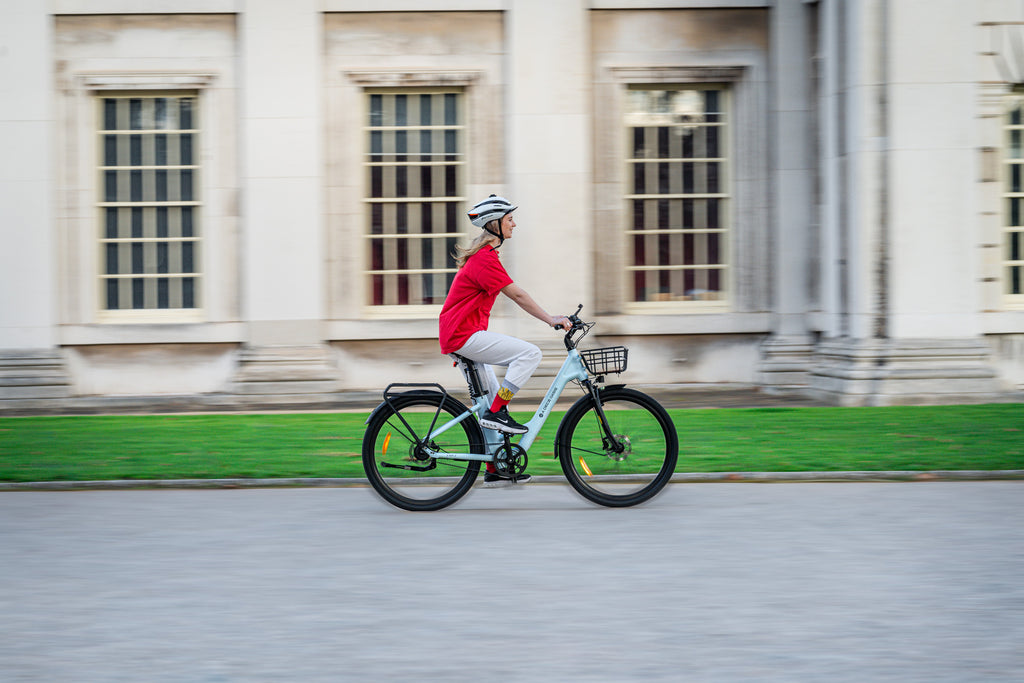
[453,221,500,268]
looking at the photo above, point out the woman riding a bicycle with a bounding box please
[361,194,677,511]
[438,195,571,484]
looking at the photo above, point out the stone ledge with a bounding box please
[809,337,1002,406]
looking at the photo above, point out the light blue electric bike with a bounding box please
[362,306,678,511]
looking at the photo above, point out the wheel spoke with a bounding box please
[569,444,613,459]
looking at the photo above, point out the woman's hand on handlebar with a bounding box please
[550,315,572,331]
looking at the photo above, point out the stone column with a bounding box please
[232,1,338,397]
[503,0,593,340]
[810,0,998,405]
[0,1,72,400]
[758,0,816,389]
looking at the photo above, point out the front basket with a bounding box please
[579,346,628,376]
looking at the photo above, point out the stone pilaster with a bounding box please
[759,0,815,390]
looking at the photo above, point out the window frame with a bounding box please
[359,85,468,317]
[1003,93,1024,307]
[78,72,216,325]
[94,91,204,322]
[599,66,747,317]
[623,83,732,311]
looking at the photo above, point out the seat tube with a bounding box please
[470,395,503,455]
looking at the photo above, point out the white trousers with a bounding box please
[452,330,542,402]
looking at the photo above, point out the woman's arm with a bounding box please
[501,283,571,329]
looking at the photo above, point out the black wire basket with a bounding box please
[579,346,628,376]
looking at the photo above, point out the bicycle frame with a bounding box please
[418,348,590,462]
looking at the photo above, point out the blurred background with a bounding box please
[2,0,1023,411]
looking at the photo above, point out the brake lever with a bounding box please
[563,304,588,350]
[568,303,584,328]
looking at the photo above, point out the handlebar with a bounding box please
[562,303,593,351]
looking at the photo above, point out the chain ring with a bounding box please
[493,443,528,477]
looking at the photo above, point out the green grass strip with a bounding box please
[0,404,1021,483]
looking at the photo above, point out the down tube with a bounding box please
[517,352,588,452]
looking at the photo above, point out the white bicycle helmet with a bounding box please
[468,194,517,228]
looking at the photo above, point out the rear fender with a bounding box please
[364,386,448,425]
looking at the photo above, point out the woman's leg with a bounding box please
[456,330,540,399]
[479,362,500,407]
[455,330,541,433]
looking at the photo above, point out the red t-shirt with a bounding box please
[438,247,513,354]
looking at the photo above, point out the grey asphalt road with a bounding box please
[2,482,1022,683]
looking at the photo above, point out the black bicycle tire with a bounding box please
[556,386,678,507]
[362,391,485,512]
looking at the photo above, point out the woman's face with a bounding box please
[500,212,516,239]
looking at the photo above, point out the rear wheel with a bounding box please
[362,391,485,511]
[556,387,678,507]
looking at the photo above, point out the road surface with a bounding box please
[2,482,1022,682]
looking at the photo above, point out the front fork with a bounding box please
[579,381,626,456]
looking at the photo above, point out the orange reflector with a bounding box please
[579,457,593,477]
[382,432,391,456]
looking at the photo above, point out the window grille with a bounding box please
[1005,96,1024,301]
[364,90,464,307]
[625,86,728,304]
[97,94,200,312]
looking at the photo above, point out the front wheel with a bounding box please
[556,387,678,507]
[362,391,485,511]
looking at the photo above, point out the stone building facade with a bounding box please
[2,0,1023,408]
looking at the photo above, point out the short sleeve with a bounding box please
[470,248,513,294]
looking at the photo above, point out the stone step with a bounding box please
[230,345,340,395]
[0,350,72,399]
[0,352,66,367]
[0,371,72,386]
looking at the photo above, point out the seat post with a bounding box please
[454,355,486,399]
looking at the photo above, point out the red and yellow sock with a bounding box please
[486,386,517,474]
[489,386,515,413]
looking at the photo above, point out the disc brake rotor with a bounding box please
[608,434,632,462]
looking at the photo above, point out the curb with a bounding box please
[668,470,1024,483]
[1,470,1022,491]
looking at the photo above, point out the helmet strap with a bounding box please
[484,219,505,248]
